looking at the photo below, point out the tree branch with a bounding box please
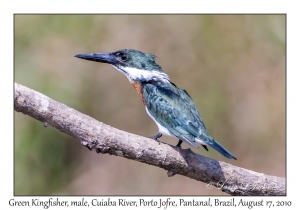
[14,82,286,196]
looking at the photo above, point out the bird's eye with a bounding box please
[116,53,127,62]
[120,53,127,61]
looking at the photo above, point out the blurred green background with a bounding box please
[14,15,285,195]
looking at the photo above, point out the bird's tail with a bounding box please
[196,135,237,160]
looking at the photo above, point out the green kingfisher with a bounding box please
[75,49,237,160]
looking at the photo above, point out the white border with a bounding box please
[2,0,298,209]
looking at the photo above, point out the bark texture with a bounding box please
[14,82,286,196]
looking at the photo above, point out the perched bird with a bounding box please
[75,49,237,160]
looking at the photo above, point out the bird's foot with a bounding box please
[148,132,162,144]
[176,139,183,148]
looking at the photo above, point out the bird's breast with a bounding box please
[131,81,146,107]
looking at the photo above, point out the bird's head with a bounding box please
[75,49,169,83]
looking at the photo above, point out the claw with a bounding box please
[176,139,183,147]
[148,132,162,144]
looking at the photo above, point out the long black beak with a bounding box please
[74,53,117,64]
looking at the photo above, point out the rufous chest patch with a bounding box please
[131,81,146,107]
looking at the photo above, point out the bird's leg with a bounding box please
[148,132,162,144]
[176,139,183,147]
